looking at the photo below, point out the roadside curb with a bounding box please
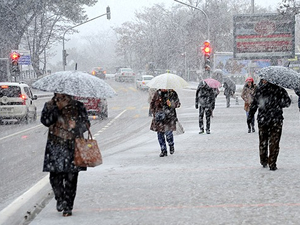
[0,175,53,225]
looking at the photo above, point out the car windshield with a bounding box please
[144,76,153,80]
[0,85,21,97]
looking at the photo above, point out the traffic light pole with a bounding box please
[62,7,111,70]
[174,0,210,40]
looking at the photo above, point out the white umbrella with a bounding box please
[32,71,116,98]
[257,66,300,90]
[146,73,188,89]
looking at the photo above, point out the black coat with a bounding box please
[195,82,215,109]
[150,89,180,132]
[41,98,90,172]
[248,81,291,126]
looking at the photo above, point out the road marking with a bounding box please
[94,110,127,136]
[0,124,43,141]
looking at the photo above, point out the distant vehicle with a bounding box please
[115,68,135,82]
[91,67,106,79]
[0,82,37,124]
[135,75,154,90]
[75,97,108,119]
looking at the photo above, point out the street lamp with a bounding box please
[174,0,210,40]
[62,6,111,70]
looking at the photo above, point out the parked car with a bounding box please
[91,67,106,79]
[0,82,37,123]
[135,75,154,90]
[75,97,108,119]
[115,68,135,82]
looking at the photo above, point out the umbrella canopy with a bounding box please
[203,78,221,89]
[146,73,188,89]
[223,77,236,92]
[32,71,116,98]
[257,66,300,90]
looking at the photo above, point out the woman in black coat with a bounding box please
[41,93,90,217]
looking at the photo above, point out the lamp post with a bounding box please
[174,0,210,40]
[62,6,111,70]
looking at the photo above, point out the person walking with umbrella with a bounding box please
[247,79,291,171]
[241,77,256,133]
[150,89,181,157]
[41,93,91,216]
[195,81,216,134]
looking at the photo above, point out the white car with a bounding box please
[0,82,37,123]
[135,75,154,90]
[115,68,135,82]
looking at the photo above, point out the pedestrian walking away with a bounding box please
[241,77,256,133]
[248,79,291,171]
[150,89,181,157]
[223,80,235,108]
[195,81,216,134]
[41,93,91,217]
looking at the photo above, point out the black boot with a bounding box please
[159,150,167,157]
[247,122,251,133]
[170,145,175,154]
[251,125,255,132]
[56,199,64,212]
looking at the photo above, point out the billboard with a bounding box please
[233,13,295,59]
[214,52,273,76]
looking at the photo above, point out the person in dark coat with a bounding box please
[223,81,234,108]
[241,77,256,133]
[150,89,181,157]
[248,79,291,171]
[195,81,216,134]
[41,93,90,217]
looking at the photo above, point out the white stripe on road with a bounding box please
[0,124,43,141]
[94,109,127,136]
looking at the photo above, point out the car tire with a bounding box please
[101,105,108,119]
[20,114,28,124]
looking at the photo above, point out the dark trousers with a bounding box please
[258,122,282,168]
[246,111,254,128]
[157,131,174,152]
[199,106,211,131]
[226,95,230,107]
[49,172,79,211]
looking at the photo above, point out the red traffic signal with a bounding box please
[203,41,211,55]
[10,52,20,61]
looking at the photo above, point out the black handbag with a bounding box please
[155,111,166,122]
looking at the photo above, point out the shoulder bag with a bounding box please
[74,127,102,167]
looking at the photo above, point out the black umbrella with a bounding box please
[257,66,300,90]
[223,77,236,93]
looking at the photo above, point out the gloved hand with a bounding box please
[195,104,198,109]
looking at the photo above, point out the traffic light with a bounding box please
[202,41,211,55]
[106,6,111,20]
[202,41,211,72]
[10,52,20,73]
[10,52,20,61]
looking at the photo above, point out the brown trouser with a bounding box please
[258,122,282,169]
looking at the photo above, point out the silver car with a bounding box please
[0,82,37,123]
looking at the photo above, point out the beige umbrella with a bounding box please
[146,73,188,89]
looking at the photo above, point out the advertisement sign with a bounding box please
[233,13,295,59]
[214,52,273,76]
